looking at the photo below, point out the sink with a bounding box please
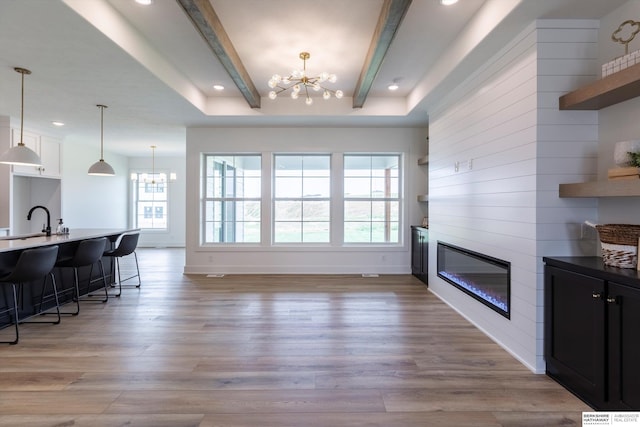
[0,232,47,241]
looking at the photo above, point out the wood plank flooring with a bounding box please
[0,248,590,426]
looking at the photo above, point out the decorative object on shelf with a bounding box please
[602,20,640,77]
[608,140,640,180]
[586,221,640,269]
[628,150,640,167]
[267,52,343,106]
[613,140,640,166]
[612,20,640,55]
[88,104,115,176]
[0,67,42,167]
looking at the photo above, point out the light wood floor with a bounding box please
[0,248,590,426]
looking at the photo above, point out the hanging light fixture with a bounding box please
[268,52,343,106]
[88,104,115,176]
[0,67,42,167]
[131,145,176,184]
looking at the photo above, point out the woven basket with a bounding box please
[595,224,640,268]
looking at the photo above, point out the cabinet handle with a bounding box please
[592,291,602,299]
[607,296,618,304]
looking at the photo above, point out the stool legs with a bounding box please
[110,252,141,297]
[85,259,109,303]
[1,273,61,345]
[40,261,108,316]
[1,284,20,344]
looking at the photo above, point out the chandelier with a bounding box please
[130,145,176,185]
[268,52,343,105]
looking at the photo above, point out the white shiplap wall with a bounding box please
[427,20,599,373]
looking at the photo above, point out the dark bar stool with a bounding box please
[0,245,60,345]
[103,232,141,297]
[48,237,109,315]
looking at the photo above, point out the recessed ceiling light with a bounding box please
[51,121,65,127]
[135,0,153,5]
[213,84,224,91]
[440,0,458,5]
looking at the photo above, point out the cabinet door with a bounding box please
[39,136,61,178]
[11,128,40,176]
[411,228,421,276]
[544,265,606,407]
[607,281,640,410]
[420,230,428,277]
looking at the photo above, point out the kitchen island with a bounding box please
[0,228,139,329]
[0,228,138,252]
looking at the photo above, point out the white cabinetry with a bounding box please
[11,128,61,178]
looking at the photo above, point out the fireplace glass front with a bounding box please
[437,242,510,318]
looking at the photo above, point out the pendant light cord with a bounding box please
[19,70,24,146]
[151,145,156,184]
[14,67,31,147]
[97,104,108,160]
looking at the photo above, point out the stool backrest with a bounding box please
[73,237,107,266]
[111,233,139,257]
[2,245,59,283]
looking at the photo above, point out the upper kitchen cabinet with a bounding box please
[11,128,61,178]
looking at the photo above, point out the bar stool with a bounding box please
[0,245,60,345]
[103,232,140,297]
[48,237,108,315]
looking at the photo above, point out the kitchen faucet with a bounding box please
[27,205,51,236]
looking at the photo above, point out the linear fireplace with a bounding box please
[437,242,510,319]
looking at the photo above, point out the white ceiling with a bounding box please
[0,0,628,157]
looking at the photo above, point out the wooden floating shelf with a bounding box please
[559,180,640,198]
[417,194,429,202]
[559,62,640,110]
[418,155,429,165]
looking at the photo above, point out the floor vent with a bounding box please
[362,273,379,278]
[206,274,225,278]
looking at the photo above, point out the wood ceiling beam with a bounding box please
[353,0,412,109]
[176,0,261,108]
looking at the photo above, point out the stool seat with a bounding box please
[47,237,108,315]
[0,245,60,344]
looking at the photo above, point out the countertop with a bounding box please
[0,228,139,253]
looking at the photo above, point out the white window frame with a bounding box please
[131,171,169,231]
[272,154,331,244]
[343,154,402,244]
[201,154,262,244]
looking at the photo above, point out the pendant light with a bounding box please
[0,67,42,167]
[88,104,115,176]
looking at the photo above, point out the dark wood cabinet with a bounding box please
[411,226,428,285]
[544,257,640,410]
[607,281,640,409]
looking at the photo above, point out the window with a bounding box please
[273,154,330,243]
[343,154,401,243]
[132,172,168,230]
[203,155,261,243]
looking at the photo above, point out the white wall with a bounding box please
[128,155,186,247]
[598,1,640,223]
[428,20,599,373]
[62,140,128,229]
[184,127,427,274]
